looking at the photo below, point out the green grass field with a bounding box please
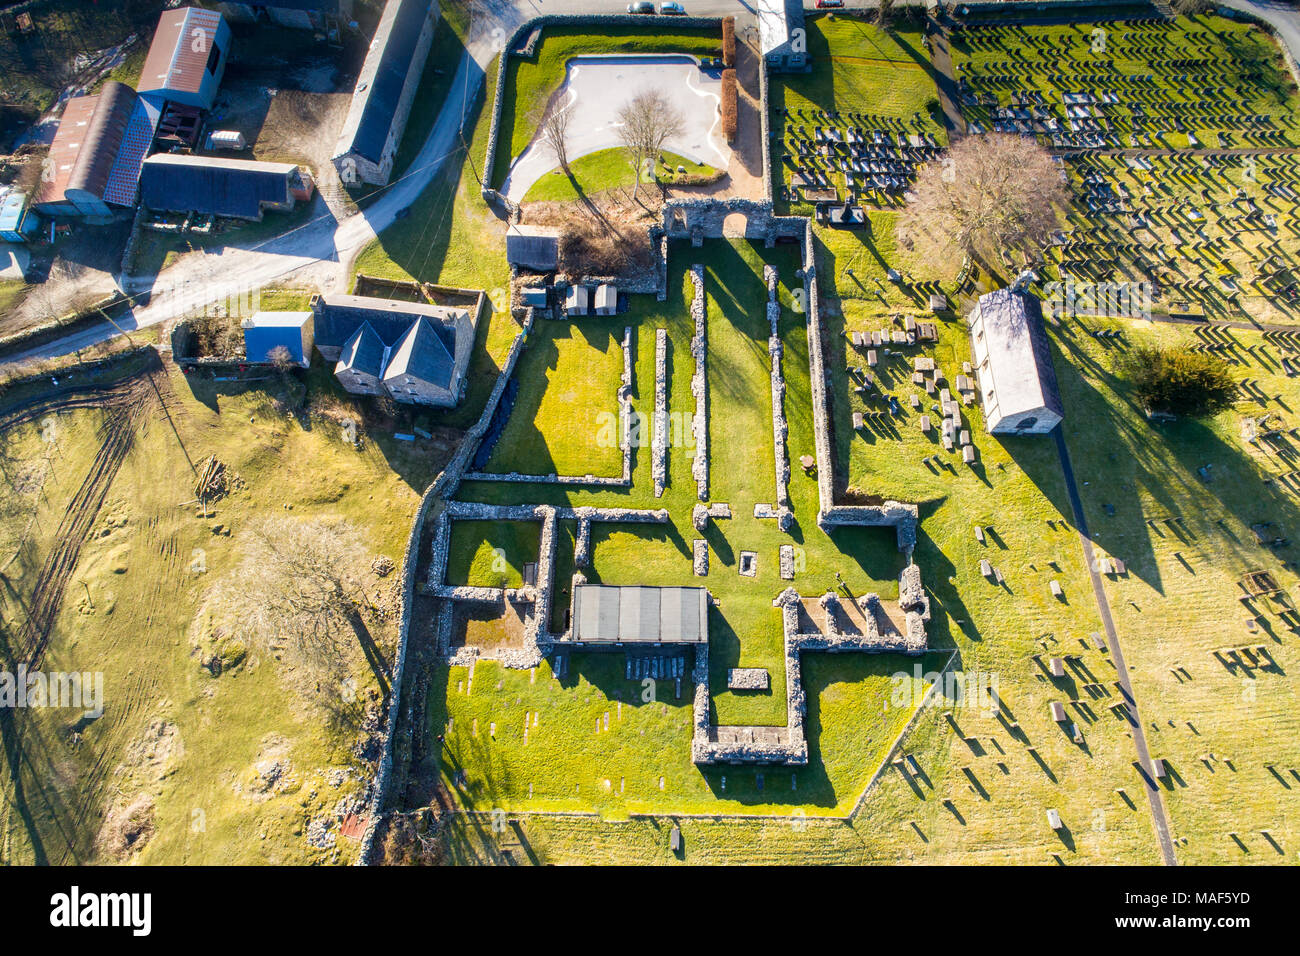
[483,320,627,478]
[770,14,946,215]
[0,359,439,864]
[523,148,719,203]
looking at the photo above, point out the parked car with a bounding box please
[627,1,655,12]
[660,2,686,13]
[815,0,844,7]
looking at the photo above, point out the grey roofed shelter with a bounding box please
[967,284,1064,435]
[570,585,709,645]
[139,153,300,220]
[506,224,560,271]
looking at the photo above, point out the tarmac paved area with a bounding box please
[503,54,731,202]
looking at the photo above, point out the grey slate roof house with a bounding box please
[332,0,439,186]
[139,154,312,220]
[967,284,1064,435]
[570,585,709,647]
[311,293,473,406]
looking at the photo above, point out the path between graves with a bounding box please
[929,21,967,141]
[1052,427,1179,866]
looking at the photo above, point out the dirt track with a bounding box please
[2,361,160,668]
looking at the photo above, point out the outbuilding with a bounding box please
[967,280,1064,435]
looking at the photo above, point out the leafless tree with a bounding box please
[899,133,1068,276]
[878,0,895,29]
[534,102,573,176]
[218,517,368,690]
[616,88,685,205]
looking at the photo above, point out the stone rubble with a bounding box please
[693,539,709,576]
[689,264,709,501]
[653,327,669,497]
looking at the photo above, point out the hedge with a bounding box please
[722,15,735,67]
[721,68,737,143]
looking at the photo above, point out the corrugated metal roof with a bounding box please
[140,7,225,98]
[35,82,138,207]
[103,93,164,207]
[0,191,29,232]
[338,0,433,163]
[139,153,297,218]
[571,585,708,644]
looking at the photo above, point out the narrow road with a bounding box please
[1052,426,1178,866]
[0,22,505,370]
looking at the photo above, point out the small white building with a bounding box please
[967,283,1064,435]
[594,284,617,316]
[565,285,590,316]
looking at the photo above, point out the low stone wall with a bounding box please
[653,327,669,497]
[461,325,634,487]
[689,264,709,501]
[765,265,791,517]
[691,567,930,766]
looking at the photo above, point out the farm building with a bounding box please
[332,0,439,186]
[505,224,559,272]
[217,0,353,31]
[32,81,160,221]
[967,283,1065,435]
[311,293,474,406]
[569,585,710,647]
[138,154,315,220]
[758,0,807,73]
[0,191,38,242]
[242,311,314,366]
[138,7,232,111]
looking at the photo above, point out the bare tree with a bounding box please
[217,517,368,690]
[899,133,1068,276]
[616,88,685,205]
[878,0,895,30]
[534,102,573,176]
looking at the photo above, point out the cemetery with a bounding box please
[396,7,1300,863]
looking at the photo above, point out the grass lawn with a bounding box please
[1051,314,1300,864]
[523,148,719,203]
[492,25,724,187]
[483,319,626,478]
[445,519,543,589]
[0,360,431,864]
[434,238,918,821]
[770,13,946,214]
